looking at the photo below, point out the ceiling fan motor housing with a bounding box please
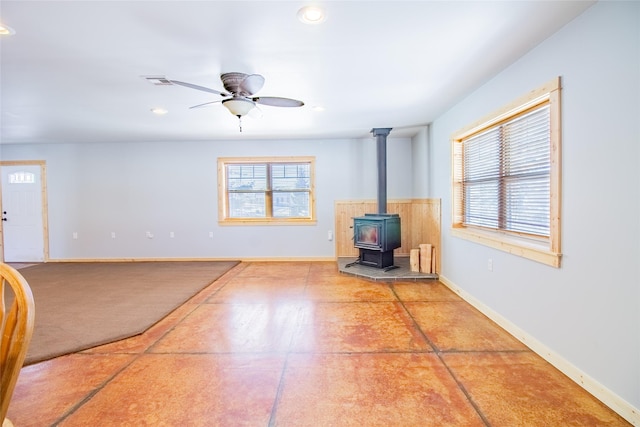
[221,72,263,96]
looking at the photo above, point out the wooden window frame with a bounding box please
[217,156,316,225]
[451,77,562,267]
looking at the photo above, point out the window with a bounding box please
[451,77,561,267]
[8,171,35,184]
[218,157,316,225]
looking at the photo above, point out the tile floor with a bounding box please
[5,261,630,426]
[337,256,438,281]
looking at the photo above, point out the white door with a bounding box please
[1,165,45,262]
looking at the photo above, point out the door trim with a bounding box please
[0,160,49,263]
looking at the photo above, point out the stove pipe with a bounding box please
[371,128,392,214]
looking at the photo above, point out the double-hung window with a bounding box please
[218,157,315,224]
[451,77,562,267]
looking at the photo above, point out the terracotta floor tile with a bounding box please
[234,261,311,279]
[59,354,285,427]
[308,273,375,286]
[308,261,339,277]
[304,278,397,302]
[405,301,529,352]
[150,302,302,353]
[207,276,307,303]
[185,273,235,304]
[442,352,630,426]
[81,301,199,355]
[392,280,462,302]
[290,302,432,353]
[7,354,136,427]
[274,353,485,426]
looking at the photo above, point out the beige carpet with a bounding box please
[8,261,239,365]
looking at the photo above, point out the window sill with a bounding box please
[451,226,561,268]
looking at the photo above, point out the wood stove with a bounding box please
[351,213,401,269]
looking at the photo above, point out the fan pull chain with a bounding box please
[237,115,243,132]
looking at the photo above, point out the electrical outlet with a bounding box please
[111,232,116,239]
[209,231,214,238]
[146,231,154,239]
[72,232,78,240]
[169,231,175,238]
[488,258,493,271]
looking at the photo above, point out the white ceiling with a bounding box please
[0,0,595,144]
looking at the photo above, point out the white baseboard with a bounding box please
[46,257,336,263]
[439,274,639,426]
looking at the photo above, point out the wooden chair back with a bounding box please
[1,263,35,424]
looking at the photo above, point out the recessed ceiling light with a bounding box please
[312,105,325,112]
[0,23,16,36]
[297,5,326,25]
[151,108,168,115]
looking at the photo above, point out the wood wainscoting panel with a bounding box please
[334,200,375,258]
[334,199,441,273]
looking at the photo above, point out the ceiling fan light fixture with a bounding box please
[222,98,255,117]
[297,5,326,24]
[0,23,16,36]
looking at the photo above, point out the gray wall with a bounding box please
[1,137,413,260]
[430,1,639,412]
[411,126,430,198]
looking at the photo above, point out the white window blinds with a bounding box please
[460,104,551,237]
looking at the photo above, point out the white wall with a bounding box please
[430,0,639,416]
[0,136,413,260]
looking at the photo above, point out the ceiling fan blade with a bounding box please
[170,80,229,97]
[253,96,304,107]
[239,74,265,96]
[189,100,223,109]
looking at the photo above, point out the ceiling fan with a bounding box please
[169,72,304,131]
